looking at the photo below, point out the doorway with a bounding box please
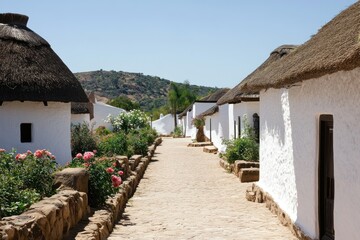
[319,115,334,240]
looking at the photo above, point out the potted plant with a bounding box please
[192,116,206,142]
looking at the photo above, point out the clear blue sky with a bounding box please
[1,1,357,88]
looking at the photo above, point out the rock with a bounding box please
[54,168,89,193]
[239,168,259,182]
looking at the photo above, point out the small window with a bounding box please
[20,123,32,143]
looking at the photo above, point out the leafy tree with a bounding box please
[107,96,140,111]
[168,81,196,129]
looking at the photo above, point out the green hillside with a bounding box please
[75,70,218,111]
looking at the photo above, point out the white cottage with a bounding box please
[178,88,229,139]
[0,13,88,165]
[71,100,93,125]
[242,3,360,239]
[201,46,296,152]
[88,92,126,131]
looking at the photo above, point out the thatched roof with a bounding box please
[241,2,360,92]
[0,13,88,102]
[200,88,230,102]
[217,45,296,105]
[178,88,229,118]
[199,105,219,117]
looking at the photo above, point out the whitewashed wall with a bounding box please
[71,113,90,125]
[0,102,71,165]
[91,102,125,130]
[259,67,360,239]
[203,104,229,152]
[152,114,175,135]
[185,109,193,137]
[229,102,259,139]
[191,102,217,139]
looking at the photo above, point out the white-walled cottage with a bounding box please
[88,92,126,131]
[0,13,88,165]
[178,88,229,139]
[241,3,360,239]
[201,46,296,152]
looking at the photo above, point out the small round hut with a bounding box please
[0,13,88,164]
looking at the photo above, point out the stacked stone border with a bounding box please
[219,159,259,182]
[246,183,312,240]
[0,137,162,240]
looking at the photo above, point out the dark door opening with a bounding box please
[319,115,334,240]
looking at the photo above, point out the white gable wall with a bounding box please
[259,67,360,239]
[152,113,175,135]
[203,104,229,152]
[0,102,71,165]
[185,110,193,137]
[91,101,125,130]
[231,102,259,139]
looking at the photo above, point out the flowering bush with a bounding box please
[71,122,97,157]
[0,149,57,217]
[106,110,150,134]
[67,151,124,207]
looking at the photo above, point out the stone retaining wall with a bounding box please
[246,183,312,240]
[0,137,162,240]
[219,159,259,182]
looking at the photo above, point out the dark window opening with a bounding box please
[20,123,32,143]
[253,113,259,143]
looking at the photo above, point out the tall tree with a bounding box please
[168,81,197,129]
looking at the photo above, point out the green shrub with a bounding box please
[95,126,111,136]
[71,123,97,157]
[223,116,259,164]
[172,126,183,137]
[127,133,149,157]
[223,138,259,163]
[97,133,128,157]
[0,149,57,217]
[67,151,124,207]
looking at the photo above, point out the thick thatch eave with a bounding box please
[0,13,88,103]
[199,105,219,117]
[200,88,230,102]
[178,105,192,118]
[242,2,360,92]
[217,45,296,105]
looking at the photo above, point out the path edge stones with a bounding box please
[69,137,162,240]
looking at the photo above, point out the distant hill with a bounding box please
[75,70,218,111]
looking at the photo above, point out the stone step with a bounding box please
[239,168,259,183]
[203,146,218,153]
[234,160,260,176]
[187,141,213,147]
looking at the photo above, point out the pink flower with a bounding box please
[112,162,117,167]
[26,150,32,155]
[16,153,27,160]
[34,150,43,158]
[0,149,5,153]
[93,150,97,154]
[118,171,124,176]
[106,167,114,174]
[111,175,122,187]
[76,153,83,159]
[83,151,94,161]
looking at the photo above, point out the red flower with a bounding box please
[118,171,124,176]
[106,167,114,174]
[76,153,83,159]
[111,175,122,187]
